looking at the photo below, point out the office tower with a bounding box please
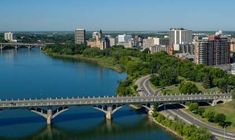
[4,32,14,41]
[75,29,86,44]
[169,28,192,51]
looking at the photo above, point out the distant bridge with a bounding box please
[0,93,232,125]
[0,42,45,50]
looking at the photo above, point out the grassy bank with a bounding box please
[46,52,124,72]
[195,101,235,131]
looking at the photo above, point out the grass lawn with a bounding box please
[205,101,235,129]
[184,100,235,131]
[159,77,221,95]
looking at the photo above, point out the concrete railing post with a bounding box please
[47,109,53,125]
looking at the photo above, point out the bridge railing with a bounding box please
[0,93,232,109]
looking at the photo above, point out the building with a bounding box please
[194,35,230,65]
[231,63,235,75]
[230,38,235,52]
[179,43,195,54]
[133,35,143,47]
[117,34,133,48]
[117,34,132,43]
[4,32,14,42]
[153,37,169,46]
[75,29,86,44]
[87,30,110,50]
[169,28,192,51]
[105,35,116,47]
[149,45,167,53]
[143,37,155,49]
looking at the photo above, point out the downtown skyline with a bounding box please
[0,0,235,31]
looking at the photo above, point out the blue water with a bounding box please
[0,48,178,140]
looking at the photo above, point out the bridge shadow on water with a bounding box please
[0,106,147,127]
[0,107,164,140]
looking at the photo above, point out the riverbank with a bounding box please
[46,52,124,73]
[150,115,184,140]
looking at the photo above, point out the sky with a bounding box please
[0,0,234,31]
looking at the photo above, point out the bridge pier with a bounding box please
[47,109,52,125]
[31,107,69,125]
[94,105,122,120]
[148,104,154,116]
[105,106,113,120]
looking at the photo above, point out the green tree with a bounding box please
[203,110,215,122]
[158,66,178,86]
[215,113,226,125]
[179,82,200,94]
[188,103,199,113]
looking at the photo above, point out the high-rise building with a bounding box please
[230,38,235,52]
[169,28,192,51]
[4,32,14,41]
[194,35,230,65]
[75,29,86,44]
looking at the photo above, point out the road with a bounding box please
[136,75,235,140]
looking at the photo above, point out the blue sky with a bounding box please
[0,0,234,31]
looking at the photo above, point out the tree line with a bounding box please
[43,44,235,96]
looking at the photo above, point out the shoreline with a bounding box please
[150,116,184,140]
[45,52,124,73]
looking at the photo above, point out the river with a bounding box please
[0,48,178,140]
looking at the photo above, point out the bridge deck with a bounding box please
[0,93,231,109]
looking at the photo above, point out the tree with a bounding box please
[188,103,199,113]
[215,113,226,125]
[213,78,229,92]
[203,110,215,122]
[179,82,200,94]
[150,75,160,87]
[158,66,178,86]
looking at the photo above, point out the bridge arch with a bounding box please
[93,104,123,120]
[30,106,69,125]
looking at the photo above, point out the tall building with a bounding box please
[75,29,86,44]
[4,32,14,41]
[194,35,230,65]
[169,28,192,51]
[230,38,235,52]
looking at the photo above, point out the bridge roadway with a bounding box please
[0,42,45,50]
[0,93,232,125]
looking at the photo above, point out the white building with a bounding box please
[105,35,116,47]
[4,32,14,42]
[117,34,133,48]
[117,34,132,43]
[169,28,192,51]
